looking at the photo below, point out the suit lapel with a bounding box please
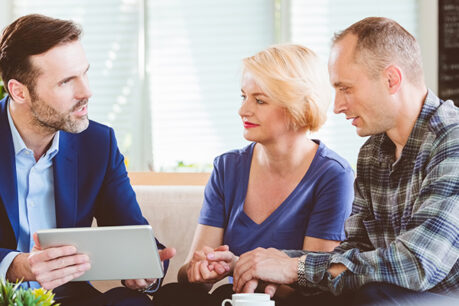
[0,97,20,240]
[53,132,78,228]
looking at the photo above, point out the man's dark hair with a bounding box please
[0,14,81,95]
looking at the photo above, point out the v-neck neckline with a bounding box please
[240,140,323,226]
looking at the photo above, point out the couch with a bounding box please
[92,185,206,292]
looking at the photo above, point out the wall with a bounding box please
[438,0,459,105]
[419,0,439,92]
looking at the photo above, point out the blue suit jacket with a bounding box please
[0,96,167,273]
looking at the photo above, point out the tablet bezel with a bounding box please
[37,225,164,281]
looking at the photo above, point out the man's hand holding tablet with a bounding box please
[26,225,176,292]
[7,232,91,290]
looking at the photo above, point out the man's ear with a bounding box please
[384,65,402,94]
[7,79,29,104]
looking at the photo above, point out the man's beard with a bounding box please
[29,91,89,134]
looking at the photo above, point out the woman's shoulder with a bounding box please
[313,140,354,173]
[214,142,254,166]
[209,143,255,183]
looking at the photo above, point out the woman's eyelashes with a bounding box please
[240,93,266,105]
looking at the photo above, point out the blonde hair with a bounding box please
[242,44,330,132]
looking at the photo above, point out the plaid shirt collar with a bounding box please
[377,89,438,171]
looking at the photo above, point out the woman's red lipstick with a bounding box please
[243,122,259,128]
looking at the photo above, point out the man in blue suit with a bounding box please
[0,14,175,305]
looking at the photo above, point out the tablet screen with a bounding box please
[37,225,164,281]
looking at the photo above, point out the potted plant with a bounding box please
[0,278,58,306]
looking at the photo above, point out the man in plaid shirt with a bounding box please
[209,17,459,305]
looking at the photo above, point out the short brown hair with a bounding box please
[0,14,81,95]
[333,17,423,85]
[243,44,330,132]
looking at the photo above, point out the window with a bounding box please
[287,0,418,167]
[6,0,420,170]
[146,0,275,171]
[11,0,275,171]
[12,0,146,169]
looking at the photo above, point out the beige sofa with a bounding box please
[92,185,206,292]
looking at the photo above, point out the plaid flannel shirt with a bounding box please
[285,90,459,296]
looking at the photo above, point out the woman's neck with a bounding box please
[254,134,317,177]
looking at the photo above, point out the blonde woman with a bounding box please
[155,44,354,305]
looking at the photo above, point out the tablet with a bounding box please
[36,225,164,281]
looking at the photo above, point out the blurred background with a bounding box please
[0,0,442,171]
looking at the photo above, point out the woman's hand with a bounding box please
[205,244,239,274]
[186,245,233,283]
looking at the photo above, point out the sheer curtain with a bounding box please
[146,0,275,171]
[12,0,146,169]
[10,0,419,170]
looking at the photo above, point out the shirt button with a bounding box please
[29,201,35,207]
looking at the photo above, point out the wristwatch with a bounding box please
[297,255,307,287]
[121,279,160,294]
[139,280,160,294]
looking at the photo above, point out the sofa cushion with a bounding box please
[135,185,205,284]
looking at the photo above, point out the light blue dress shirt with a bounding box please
[0,101,59,288]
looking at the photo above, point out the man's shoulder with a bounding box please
[420,100,459,163]
[59,120,118,156]
[84,119,113,134]
[63,120,113,141]
[429,100,459,139]
[0,96,9,123]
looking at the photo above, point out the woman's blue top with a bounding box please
[198,140,354,256]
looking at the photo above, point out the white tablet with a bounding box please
[36,225,164,281]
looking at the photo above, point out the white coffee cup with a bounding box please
[222,293,274,306]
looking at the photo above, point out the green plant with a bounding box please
[0,80,6,98]
[0,279,58,306]
[172,161,213,172]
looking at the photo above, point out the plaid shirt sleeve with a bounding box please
[291,125,459,296]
